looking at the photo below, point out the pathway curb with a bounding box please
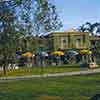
[0,68,100,81]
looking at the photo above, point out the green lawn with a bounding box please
[0,74,100,100]
[0,64,81,76]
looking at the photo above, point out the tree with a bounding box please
[78,22,100,63]
[78,22,100,36]
[0,0,62,75]
[92,22,100,35]
[15,0,62,35]
[34,0,62,34]
[0,1,17,75]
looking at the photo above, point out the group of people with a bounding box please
[32,53,65,66]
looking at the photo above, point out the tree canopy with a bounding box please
[0,0,62,52]
[0,0,62,74]
[78,22,100,36]
[78,22,100,64]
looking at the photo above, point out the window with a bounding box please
[83,35,86,43]
[60,37,68,49]
[76,38,81,48]
[63,39,66,43]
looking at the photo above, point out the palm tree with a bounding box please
[79,22,100,36]
[92,22,100,35]
[79,22,94,35]
[78,22,100,64]
[78,24,86,32]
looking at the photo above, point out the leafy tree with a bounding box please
[92,22,100,35]
[0,0,62,75]
[0,1,18,74]
[78,22,100,63]
[78,22,100,36]
[34,0,62,34]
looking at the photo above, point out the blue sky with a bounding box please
[53,0,100,31]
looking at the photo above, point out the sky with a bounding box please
[52,0,100,31]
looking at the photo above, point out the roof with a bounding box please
[66,28,78,32]
[46,28,89,37]
[90,36,100,41]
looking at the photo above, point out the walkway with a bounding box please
[0,68,100,81]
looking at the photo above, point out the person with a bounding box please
[80,60,88,70]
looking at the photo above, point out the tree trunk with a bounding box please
[2,55,7,76]
[3,64,6,75]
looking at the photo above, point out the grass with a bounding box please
[0,74,100,100]
[0,64,81,76]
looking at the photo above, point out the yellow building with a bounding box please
[47,29,90,51]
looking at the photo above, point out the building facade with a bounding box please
[47,29,90,51]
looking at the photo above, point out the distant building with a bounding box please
[46,29,90,51]
[90,36,100,47]
[34,28,100,53]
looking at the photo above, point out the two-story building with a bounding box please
[47,29,90,51]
